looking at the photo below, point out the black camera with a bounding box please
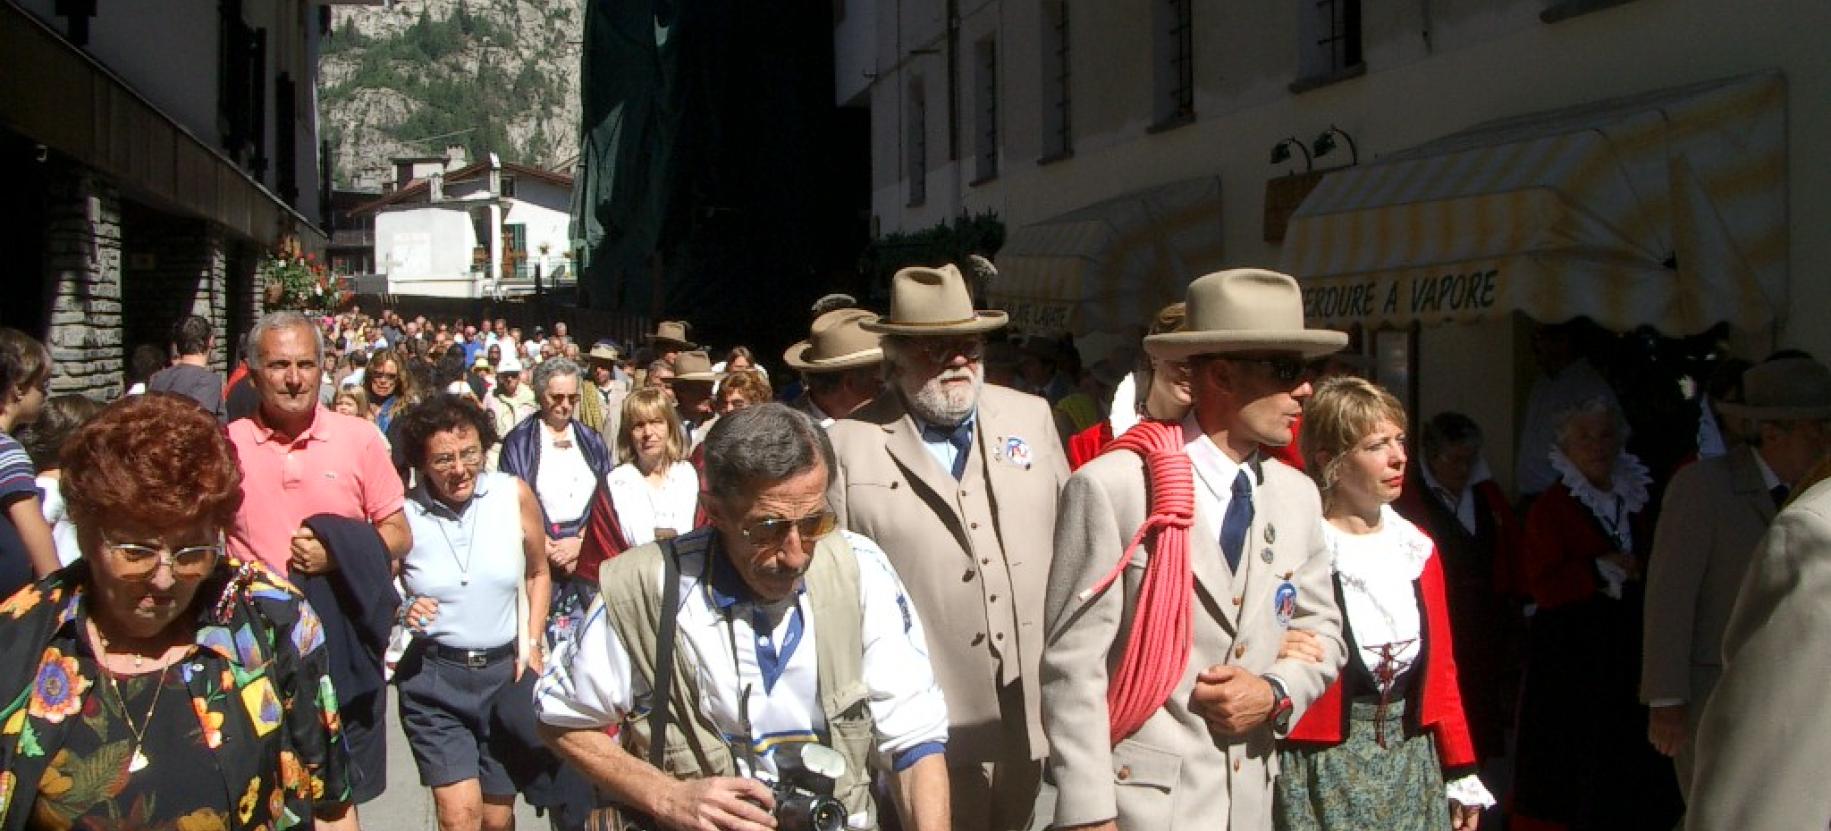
[767,743,849,831]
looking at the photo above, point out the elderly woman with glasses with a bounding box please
[394,394,551,831]
[499,358,612,656]
[0,393,351,830]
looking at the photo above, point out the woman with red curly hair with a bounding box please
[0,393,352,830]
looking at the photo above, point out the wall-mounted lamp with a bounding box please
[1312,125,1359,166]
[1270,137,1313,173]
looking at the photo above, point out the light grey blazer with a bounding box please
[1686,475,1831,830]
[1042,449,1345,831]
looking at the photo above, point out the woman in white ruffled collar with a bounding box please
[1274,376,1493,831]
[1508,395,1683,829]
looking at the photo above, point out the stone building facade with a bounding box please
[2,1,334,402]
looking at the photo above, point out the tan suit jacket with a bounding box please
[827,384,1069,762]
[1043,449,1345,831]
[1642,448,1777,733]
[1685,476,1831,830]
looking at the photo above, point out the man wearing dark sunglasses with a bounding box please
[826,264,1071,831]
[1043,268,1350,831]
[537,404,951,831]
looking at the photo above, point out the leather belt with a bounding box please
[424,640,516,669]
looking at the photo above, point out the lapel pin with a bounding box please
[1264,524,1277,544]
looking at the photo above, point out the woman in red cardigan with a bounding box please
[1507,396,1682,830]
[1276,377,1492,831]
[1066,302,1189,469]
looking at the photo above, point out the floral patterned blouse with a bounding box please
[0,559,351,831]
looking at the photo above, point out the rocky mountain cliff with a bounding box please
[318,0,581,189]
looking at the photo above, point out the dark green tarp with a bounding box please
[571,0,683,311]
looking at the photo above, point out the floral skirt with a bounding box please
[1275,698,1449,831]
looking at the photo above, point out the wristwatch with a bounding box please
[1265,675,1294,732]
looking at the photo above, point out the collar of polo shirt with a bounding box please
[251,405,330,446]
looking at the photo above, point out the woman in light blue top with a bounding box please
[392,394,551,831]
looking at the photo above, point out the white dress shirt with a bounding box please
[1181,414,1258,550]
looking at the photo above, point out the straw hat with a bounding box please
[1144,268,1347,360]
[860,264,1007,336]
[784,309,884,372]
[586,343,621,366]
[1717,357,1831,421]
[645,320,695,351]
[672,350,723,383]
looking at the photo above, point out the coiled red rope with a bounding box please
[1080,418,1196,745]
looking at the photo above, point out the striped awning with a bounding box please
[992,176,1224,338]
[1279,73,1786,335]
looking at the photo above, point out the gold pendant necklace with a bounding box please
[93,624,167,773]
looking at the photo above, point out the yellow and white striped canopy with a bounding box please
[1279,73,1786,335]
[993,176,1224,339]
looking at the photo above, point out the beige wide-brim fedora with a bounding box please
[1717,357,1831,421]
[784,308,884,372]
[1144,268,1348,361]
[672,350,724,383]
[860,264,1008,335]
[586,344,620,365]
[645,320,695,350]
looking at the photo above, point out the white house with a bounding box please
[356,154,576,299]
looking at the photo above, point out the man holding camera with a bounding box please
[535,404,951,831]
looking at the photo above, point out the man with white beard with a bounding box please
[827,264,1070,831]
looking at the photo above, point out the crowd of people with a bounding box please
[0,261,1825,831]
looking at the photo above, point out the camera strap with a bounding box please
[646,535,682,769]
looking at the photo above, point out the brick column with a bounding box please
[44,170,124,400]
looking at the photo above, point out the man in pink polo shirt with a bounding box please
[229,311,412,830]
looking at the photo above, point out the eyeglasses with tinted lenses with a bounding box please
[739,511,839,548]
[911,338,984,363]
[102,537,224,581]
[1233,356,1310,385]
[370,372,399,381]
[429,447,485,472]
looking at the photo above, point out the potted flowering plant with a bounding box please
[260,245,336,311]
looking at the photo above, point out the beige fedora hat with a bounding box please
[586,343,621,365]
[861,264,1007,336]
[1144,268,1348,361]
[672,350,723,383]
[784,309,884,372]
[1717,357,1831,421]
[645,320,695,350]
